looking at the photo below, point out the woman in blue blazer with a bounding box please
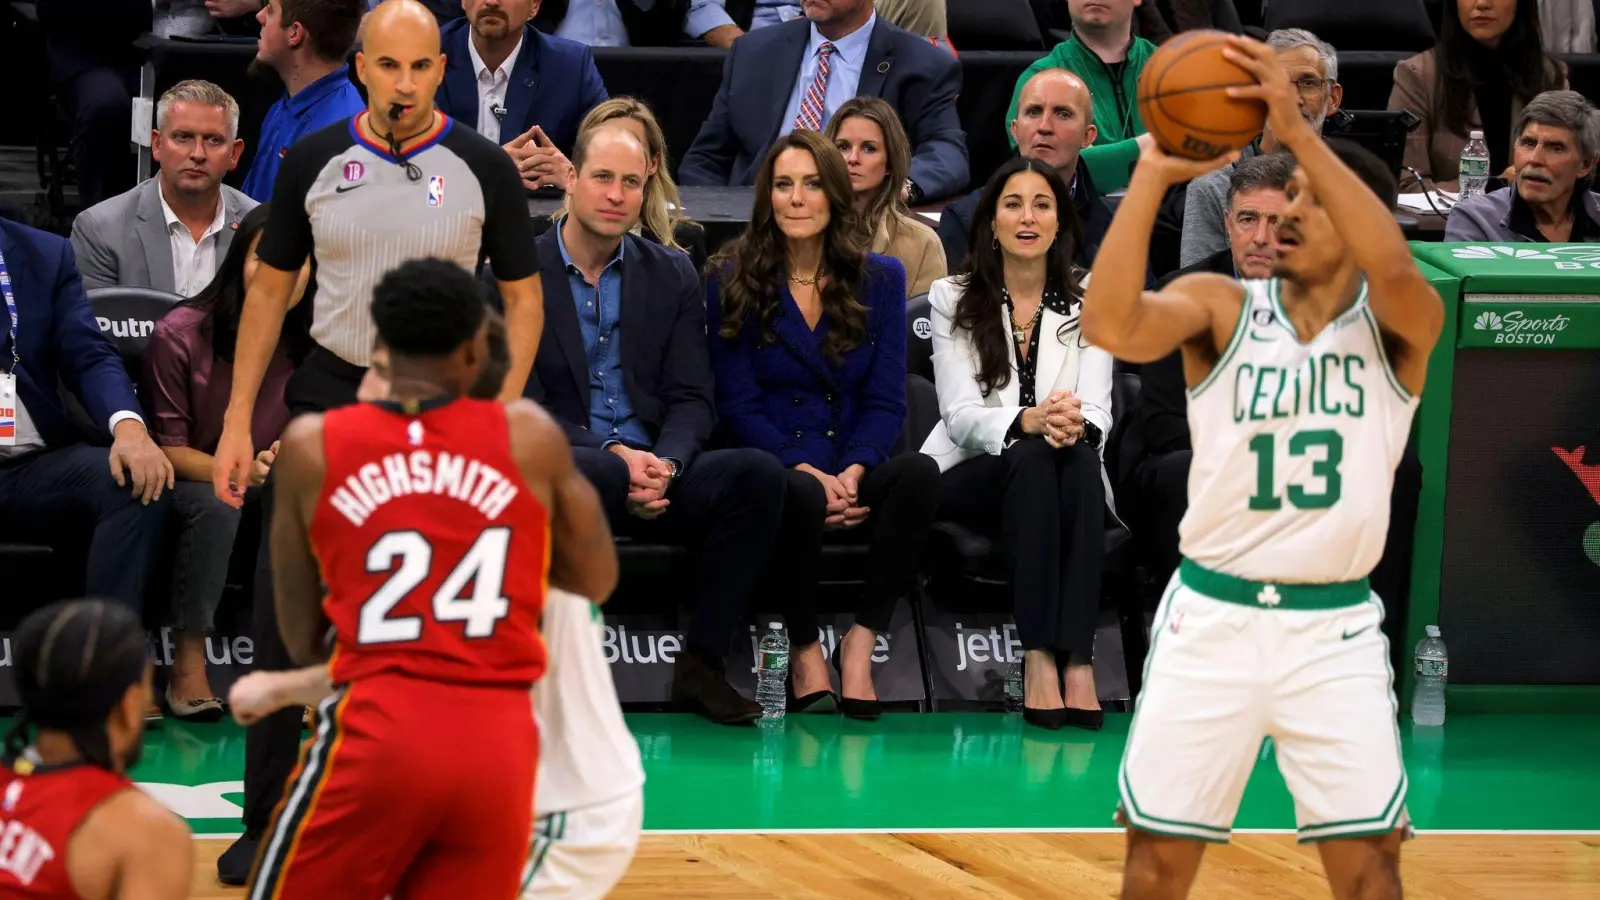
[706,130,940,720]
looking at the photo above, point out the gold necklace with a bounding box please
[789,268,824,286]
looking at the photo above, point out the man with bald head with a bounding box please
[937,67,1120,270]
[210,0,545,883]
[528,122,787,725]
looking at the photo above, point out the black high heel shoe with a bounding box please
[831,644,882,721]
[1021,656,1068,731]
[788,648,838,714]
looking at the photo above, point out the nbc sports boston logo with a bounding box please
[1450,244,1600,269]
[1470,308,1571,345]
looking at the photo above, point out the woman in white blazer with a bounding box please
[919,157,1115,731]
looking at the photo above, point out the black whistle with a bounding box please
[389,103,406,122]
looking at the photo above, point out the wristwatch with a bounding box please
[663,458,682,479]
[904,178,924,206]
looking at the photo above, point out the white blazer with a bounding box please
[918,275,1118,513]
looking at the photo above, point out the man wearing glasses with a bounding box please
[1178,28,1342,268]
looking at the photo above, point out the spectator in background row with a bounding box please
[1006,0,1154,193]
[1446,90,1600,241]
[1537,0,1596,52]
[0,217,174,612]
[38,0,149,208]
[1131,0,1245,41]
[705,131,940,719]
[72,81,256,297]
[1181,28,1342,268]
[158,0,264,37]
[142,205,314,718]
[1138,152,1295,588]
[921,157,1113,732]
[1390,0,1567,190]
[243,0,368,203]
[530,125,787,725]
[437,0,609,190]
[942,69,1115,271]
[681,0,969,203]
[532,0,744,47]
[558,97,710,270]
[825,98,947,296]
[873,0,952,51]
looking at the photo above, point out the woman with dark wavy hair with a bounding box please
[706,130,940,720]
[143,203,313,718]
[1390,0,1567,188]
[919,156,1114,731]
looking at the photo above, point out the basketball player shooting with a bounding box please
[0,601,193,899]
[1081,36,1444,900]
[246,259,617,900]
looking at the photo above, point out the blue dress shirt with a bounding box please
[750,0,802,28]
[554,0,734,46]
[555,221,650,448]
[778,12,876,137]
[242,66,367,202]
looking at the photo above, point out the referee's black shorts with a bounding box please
[285,345,367,418]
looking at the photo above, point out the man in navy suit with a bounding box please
[680,0,967,202]
[0,219,175,608]
[436,0,609,191]
[528,124,786,725]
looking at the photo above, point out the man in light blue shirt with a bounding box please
[749,0,803,29]
[777,10,875,138]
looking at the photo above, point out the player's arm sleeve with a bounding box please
[253,139,320,273]
[474,137,540,282]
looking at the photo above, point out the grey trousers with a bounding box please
[166,481,242,633]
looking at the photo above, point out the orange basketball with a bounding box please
[1137,30,1268,160]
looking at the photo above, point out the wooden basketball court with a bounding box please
[188,832,1600,898]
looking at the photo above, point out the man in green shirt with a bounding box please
[1006,0,1156,192]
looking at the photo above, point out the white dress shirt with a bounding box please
[158,186,228,298]
[468,33,526,145]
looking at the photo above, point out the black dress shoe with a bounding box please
[672,652,761,725]
[1023,706,1068,730]
[217,829,261,886]
[1064,707,1104,731]
[831,647,882,720]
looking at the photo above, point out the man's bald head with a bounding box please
[1011,69,1098,176]
[356,0,444,136]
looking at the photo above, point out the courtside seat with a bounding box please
[86,287,183,386]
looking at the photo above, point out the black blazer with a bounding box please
[525,227,717,468]
[1141,247,1234,458]
[679,16,968,200]
[435,20,609,155]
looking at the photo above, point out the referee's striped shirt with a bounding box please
[255,113,536,367]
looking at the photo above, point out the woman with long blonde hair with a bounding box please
[824,97,947,296]
[558,97,704,265]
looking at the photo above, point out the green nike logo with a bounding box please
[1341,625,1374,640]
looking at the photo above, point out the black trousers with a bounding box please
[1133,448,1193,586]
[56,64,137,209]
[572,445,786,665]
[767,453,941,643]
[0,443,170,612]
[939,439,1106,660]
[242,347,365,833]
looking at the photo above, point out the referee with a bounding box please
[207,0,541,882]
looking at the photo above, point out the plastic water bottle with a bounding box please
[1003,659,1024,712]
[1412,626,1448,727]
[1458,131,1491,200]
[756,622,789,721]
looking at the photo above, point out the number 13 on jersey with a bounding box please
[1247,429,1345,511]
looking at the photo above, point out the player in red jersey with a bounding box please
[0,600,192,899]
[249,259,618,900]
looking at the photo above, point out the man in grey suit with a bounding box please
[72,80,256,297]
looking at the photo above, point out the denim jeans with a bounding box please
[166,481,242,633]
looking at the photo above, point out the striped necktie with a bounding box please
[793,42,837,132]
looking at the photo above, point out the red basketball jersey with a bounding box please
[311,398,550,687]
[0,759,130,896]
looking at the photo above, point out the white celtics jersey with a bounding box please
[1178,278,1419,584]
[533,589,644,814]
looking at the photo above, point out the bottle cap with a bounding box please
[768,622,784,631]
[1425,625,1441,637]
[1469,130,1484,140]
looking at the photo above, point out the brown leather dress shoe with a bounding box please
[672,652,761,725]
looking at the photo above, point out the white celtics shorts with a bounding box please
[1117,560,1410,844]
[521,790,644,899]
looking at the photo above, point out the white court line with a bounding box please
[191,828,1600,840]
